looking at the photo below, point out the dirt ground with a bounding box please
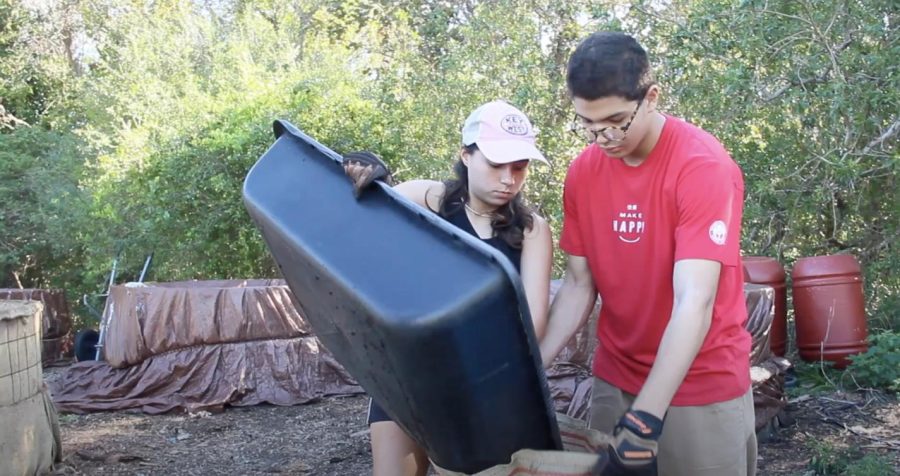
[45,365,899,476]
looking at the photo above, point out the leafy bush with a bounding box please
[0,127,89,290]
[848,331,900,393]
[1,1,896,337]
[807,439,896,475]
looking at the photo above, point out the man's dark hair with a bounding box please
[566,32,655,101]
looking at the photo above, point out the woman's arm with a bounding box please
[392,180,444,210]
[520,213,553,341]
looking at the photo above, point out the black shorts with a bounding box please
[366,398,392,425]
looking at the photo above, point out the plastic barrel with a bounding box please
[742,256,788,356]
[791,255,868,368]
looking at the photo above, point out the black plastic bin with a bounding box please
[242,120,562,473]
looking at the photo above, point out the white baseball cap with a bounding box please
[461,100,549,165]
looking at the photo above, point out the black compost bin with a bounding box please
[242,120,562,473]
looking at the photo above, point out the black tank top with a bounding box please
[443,205,522,272]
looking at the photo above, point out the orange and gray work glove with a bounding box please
[593,409,664,476]
[341,151,394,199]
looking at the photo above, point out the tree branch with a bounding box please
[861,118,900,155]
[12,271,24,289]
[0,102,31,129]
[760,65,833,102]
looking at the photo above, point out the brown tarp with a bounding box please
[751,356,792,430]
[51,280,592,415]
[49,279,787,426]
[49,336,362,414]
[744,284,791,430]
[745,283,776,367]
[546,280,598,421]
[49,280,352,414]
[103,280,311,368]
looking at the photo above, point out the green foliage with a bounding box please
[0,127,89,290]
[0,0,82,128]
[0,0,896,338]
[789,360,846,396]
[622,0,899,329]
[69,0,597,280]
[807,440,896,476]
[848,331,900,393]
[787,331,900,395]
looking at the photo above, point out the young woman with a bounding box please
[345,100,553,476]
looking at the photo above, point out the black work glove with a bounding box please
[593,409,664,476]
[341,151,394,198]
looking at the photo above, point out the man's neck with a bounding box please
[621,112,666,167]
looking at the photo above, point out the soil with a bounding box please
[44,364,899,476]
[52,395,372,476]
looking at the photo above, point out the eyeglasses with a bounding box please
[569,99,643,144]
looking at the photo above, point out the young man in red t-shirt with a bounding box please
[539,32,756,476]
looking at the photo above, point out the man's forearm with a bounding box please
[538,281,597,367]
[631,299,713,418]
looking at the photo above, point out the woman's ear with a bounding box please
[460,149,470,167]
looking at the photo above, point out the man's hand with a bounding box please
[593,410,663,476]
[342,151,394,198]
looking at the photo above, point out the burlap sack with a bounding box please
[434,413,608,476]
[0,389,62,476]
[0,301,62,476]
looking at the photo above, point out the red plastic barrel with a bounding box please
[791,255,868,368]
[742,256,788,356]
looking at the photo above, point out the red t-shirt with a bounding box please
[560,115,751,406]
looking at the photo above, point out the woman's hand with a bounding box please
[342,151,394,198]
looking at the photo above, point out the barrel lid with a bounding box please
[741,256,786,282]
[791,254,861,279]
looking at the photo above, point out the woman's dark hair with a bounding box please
[431,144,535,249]
[566,31,655,101]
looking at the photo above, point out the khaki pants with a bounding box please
[590,378,757,476]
